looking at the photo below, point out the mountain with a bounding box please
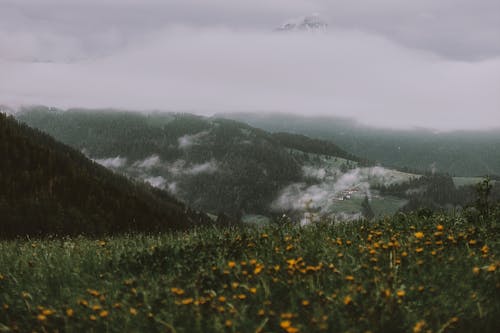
[218,112,500,177]
[0,112,209,237]
[17,107,376,219]
[276,14,328,32]
[17,107,492,222]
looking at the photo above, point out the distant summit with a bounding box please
[276,13,328,32]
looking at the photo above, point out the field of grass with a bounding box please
[1,215,499,332]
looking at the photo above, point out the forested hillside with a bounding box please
[0,113,209,237]
[17,108,312,216]
[220,112,500,177]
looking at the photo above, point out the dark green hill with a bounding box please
[219,112,500,177]
[0,113,209,237]
[16,107,366,216]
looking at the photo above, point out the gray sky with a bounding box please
[1,0,499,129]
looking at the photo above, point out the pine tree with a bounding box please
[361,195,375,220]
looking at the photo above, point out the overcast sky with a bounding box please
[1,0,499,130]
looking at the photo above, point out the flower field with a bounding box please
[1,214,499,332]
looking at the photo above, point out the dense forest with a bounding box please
[221,112,500,177]
[374,173,500,214]
[17,108,322,216]
[0,113,210,237]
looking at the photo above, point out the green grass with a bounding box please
[1,215,499,332]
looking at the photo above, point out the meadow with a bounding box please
[0,214,499,333]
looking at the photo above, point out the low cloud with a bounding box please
[178,130,210,149]
[144,176,166,189]
[133,155,161,169]
[93,156,127,168]
[1,27,499,130]
[272,166,413,213]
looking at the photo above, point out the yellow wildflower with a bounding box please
[280,320,292,329]
[181,298,194,305]
[413,320,426,333]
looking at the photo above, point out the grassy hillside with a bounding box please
[0,213,498,332]
[219,112,500,177]
[0,113,209,237]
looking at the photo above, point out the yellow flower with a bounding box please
[170,287,185,295]
[469,239,477,245]
[254,266,263,275]
[481,245,489,254]
[415,247,424,253]
[472,266,480,275]
[37,314,47,321]
[414,232,424,239]
[280,320,292,329]
[99,310,109,318]
[487,264,497,272]
[87,289,100,297]
[129,307,138,315]
[396,290,405,298]
[218,296,226,302]
[301,300,310,306]
[228,261,236,268]
[343,295,352,305]
[181,298,194,305]
[225,319,232,327]
[89,314,97,321]
[249,287,257,294]
[66,308,74,317]
[42,309,55,316]
[436,225,444,231]
[413,320,426,333]
[238,294,247,300]
[92,304,102,311]
[345,275,354,281]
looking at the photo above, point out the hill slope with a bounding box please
[17,108,313,216]
[219,112,500,177]
[0,113,209,237]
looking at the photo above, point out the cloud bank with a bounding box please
[1,1,499,130]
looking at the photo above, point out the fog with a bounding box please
[272,165,411,214]
[1,0,499,130]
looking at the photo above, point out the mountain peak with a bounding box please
[276,13,328,32]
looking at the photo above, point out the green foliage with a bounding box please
[0,214,499,332]
[221,112,500,177]
[0,113,210,237]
